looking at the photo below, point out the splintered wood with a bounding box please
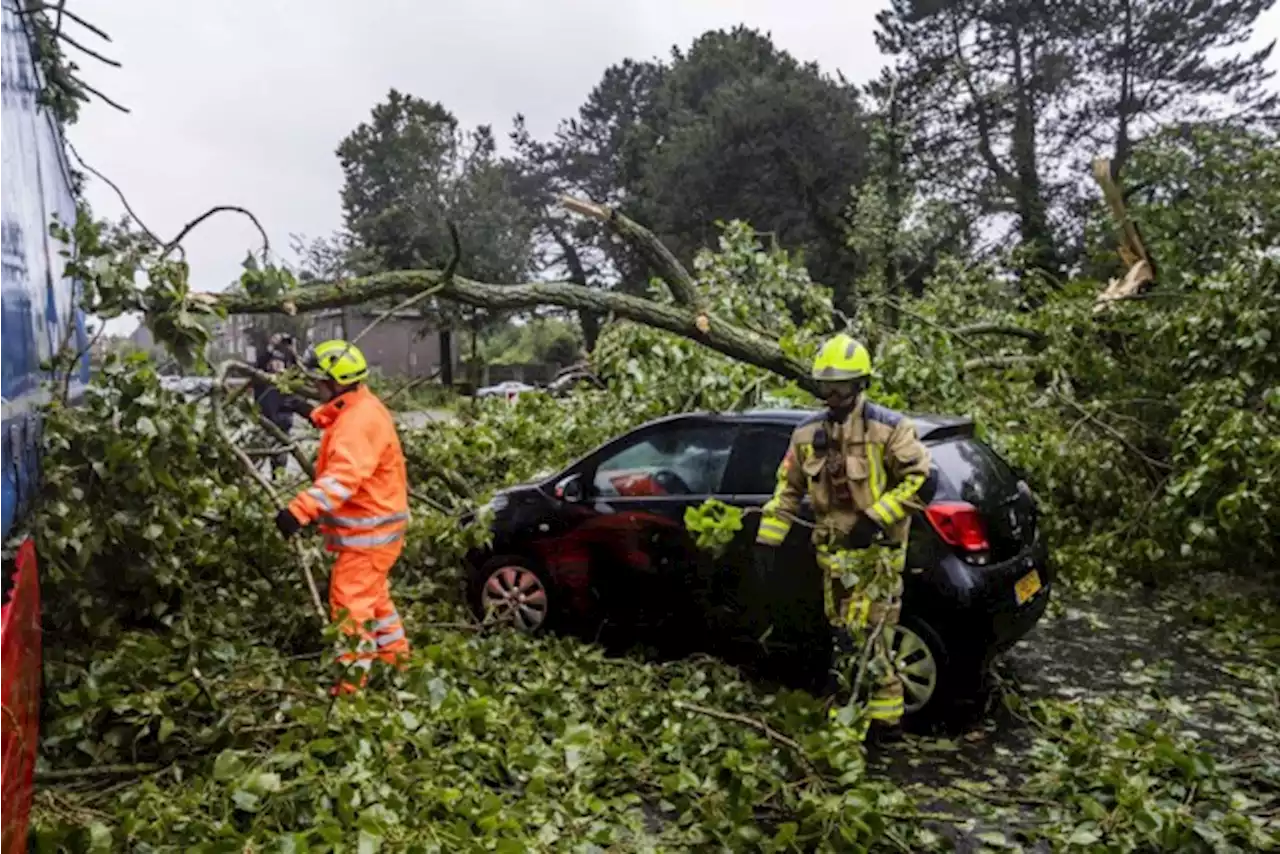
[1092,157,1155,314]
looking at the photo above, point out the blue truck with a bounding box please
[1,2,90,847]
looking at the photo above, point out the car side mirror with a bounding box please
[555,474,585,504]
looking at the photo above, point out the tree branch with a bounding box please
[672,700,824,784]
[70,75,128,114]
[163,206,270,260]
[561,195,701,308]
[56,29,120,66]
[21,2,111,41]
[954,322,1044,343]
[65,141,165,249]
[963,354,1037,371]
[215,271,814,393]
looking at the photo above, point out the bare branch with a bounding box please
[20,2,111,41]
[70,75,129,113]
[163,206,270,260]
[561,195,701,308]
[65,140,165,249]
[56,30,120,66]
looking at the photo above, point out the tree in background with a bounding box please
[875,0,1277,284]
[515,28,870,307]
[337,90,535,384]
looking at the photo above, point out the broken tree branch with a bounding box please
[213,361,326,620]
[215,271,813,393]
[1092,157,1156,313]
[351,221,459,348]
[954,322,1045,344]
[561,195,701,308]
[673,700,824,784]
[963,355,1037,372]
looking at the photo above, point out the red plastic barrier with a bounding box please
[1,538,41,853]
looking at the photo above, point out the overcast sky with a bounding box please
[69,1,1280,335]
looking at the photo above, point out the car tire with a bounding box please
[467,555,559,635]
[890,612,963,727]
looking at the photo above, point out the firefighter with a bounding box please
[274,340,412,695]
[251,333,301,477]
[755,333,934,738]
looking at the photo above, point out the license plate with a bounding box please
[1015,569,1042,605]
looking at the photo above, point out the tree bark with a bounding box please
[216,271,814,393]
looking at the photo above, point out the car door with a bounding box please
[580,420,738,634]
[718,424,827,659]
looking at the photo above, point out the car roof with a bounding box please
[638,407,976,443]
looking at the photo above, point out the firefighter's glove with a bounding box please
[845,513,883,550]
[275,508,303,539]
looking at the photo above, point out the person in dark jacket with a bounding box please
[252,333,302,476]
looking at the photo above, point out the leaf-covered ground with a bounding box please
[867,575,1280,852]
[30,569,1278,852]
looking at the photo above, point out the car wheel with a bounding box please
[890,613,949,720]
[468,556,557,634]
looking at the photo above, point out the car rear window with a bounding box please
[928,438,1021,506]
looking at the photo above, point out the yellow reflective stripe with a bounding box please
[757,517,789,545]
[868,502,896,526]
[844,596,871,628]
[867,697,904,721]
[868,445,885,500]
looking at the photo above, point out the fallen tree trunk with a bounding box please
[216,273,813,393]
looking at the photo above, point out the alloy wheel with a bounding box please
[481,565,549,632]
[890,624,939,713]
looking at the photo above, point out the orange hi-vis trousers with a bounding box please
[330,546,409,693]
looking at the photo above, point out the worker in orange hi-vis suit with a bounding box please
[274,339,411,695]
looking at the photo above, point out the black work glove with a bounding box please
[275,508,303,539]
[283,396,314,418]
[844,512,883,550]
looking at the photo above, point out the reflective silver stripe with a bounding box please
[320,511,409,529]
[374,612,401,631]
[306,487,334,511]
[376,628,406,647]
[326,531,405,549]
[317,476,352,501]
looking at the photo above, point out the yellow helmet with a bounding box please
[306,339,370,385]
[811,334,872,380]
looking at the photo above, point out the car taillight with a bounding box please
[925,501,991,557]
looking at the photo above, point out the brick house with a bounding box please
[211,308,457,379]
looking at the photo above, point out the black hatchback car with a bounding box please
[465,409,1051,718]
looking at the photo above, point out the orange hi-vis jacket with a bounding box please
[288,386,410,552]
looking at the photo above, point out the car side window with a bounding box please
[722,426,793,496]
[593,425,737,497]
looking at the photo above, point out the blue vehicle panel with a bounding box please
[2,0,88,539]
